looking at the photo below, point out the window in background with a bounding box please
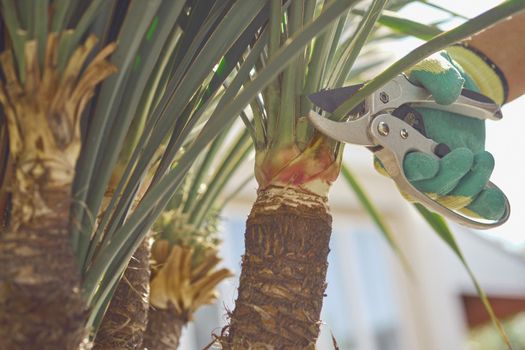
[353,229,402,350]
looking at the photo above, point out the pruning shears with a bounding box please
[307,74,510,229]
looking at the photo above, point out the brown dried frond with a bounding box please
[0,34,116,228]
[150,242,233,319]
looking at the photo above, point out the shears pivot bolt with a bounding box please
[377,122,390,136]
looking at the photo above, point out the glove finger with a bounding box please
[462,187,506,221]
[412,148,473,196]
[403,152,439,181]
[412,107,486,153]
[407,52,464,105]
[437,151,494,210]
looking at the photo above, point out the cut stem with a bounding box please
[143,307,187,350]
[222,186,332,349]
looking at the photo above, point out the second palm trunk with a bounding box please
[224,186,332,349]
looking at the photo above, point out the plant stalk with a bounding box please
[143,307,187,350]
[221,186,332,349]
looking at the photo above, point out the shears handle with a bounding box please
[386,75,502,121]
[371,113,510,229]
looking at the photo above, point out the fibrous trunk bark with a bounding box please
[143,306,187,349]
[0,182,87,349]
[222,186,332,349]
[93,237,151,350]
[0,35,116,349]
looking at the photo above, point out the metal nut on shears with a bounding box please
[379,91,389,103]
[377,122,390,136]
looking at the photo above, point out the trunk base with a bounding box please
[143,306,187,350]
[0,226,86,350]
[221,186,331,349]
[93,238,151,350]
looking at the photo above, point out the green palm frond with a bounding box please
[415,204,512,347]
[79,0,268,319]
[79,0,360,326]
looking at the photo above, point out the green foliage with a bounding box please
[76,0,268,324]
[2,1,523,346]
[0,0,270,330]
[414,204,513,348]
[250,0,376,151]
[72,0,360,329]
[153,125,253,268]
[353,9,443,40]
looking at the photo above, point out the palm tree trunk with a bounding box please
[143,306,187,349]
[93,237,151,350]
[222,186,331,349]
[0,175,87,349]
[143,242,232,349]
[0,35,115,349]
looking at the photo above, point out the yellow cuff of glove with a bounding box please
[447,45,506,105]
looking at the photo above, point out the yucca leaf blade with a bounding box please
[265,0,283,146]
[420,1,468,20]
[189,128,253,227]
[328,0,389,88]
[341,164,412,274]
[51,0,74,32]
[93,0,266,252]
[150,5,269,185]
[371,9,443,40]
[33,0,48,66]
[15,0,31,31]
[323,10,348,82]
[81,2,185,267]
[88,4,236,254]
[72,0,162,260]
[0,0,26,81]
[83,0,362,305]
[414,204,512,349]
[183,128,232,214]
[303,0,338,95]
[57,0,107,69]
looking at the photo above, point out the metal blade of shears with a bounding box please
[307,110,373,145]
[308,84,366,115]
[307,84,373,145]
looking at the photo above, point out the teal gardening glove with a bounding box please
[375,50,507,220]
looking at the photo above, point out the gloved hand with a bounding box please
[375,50,506,220]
